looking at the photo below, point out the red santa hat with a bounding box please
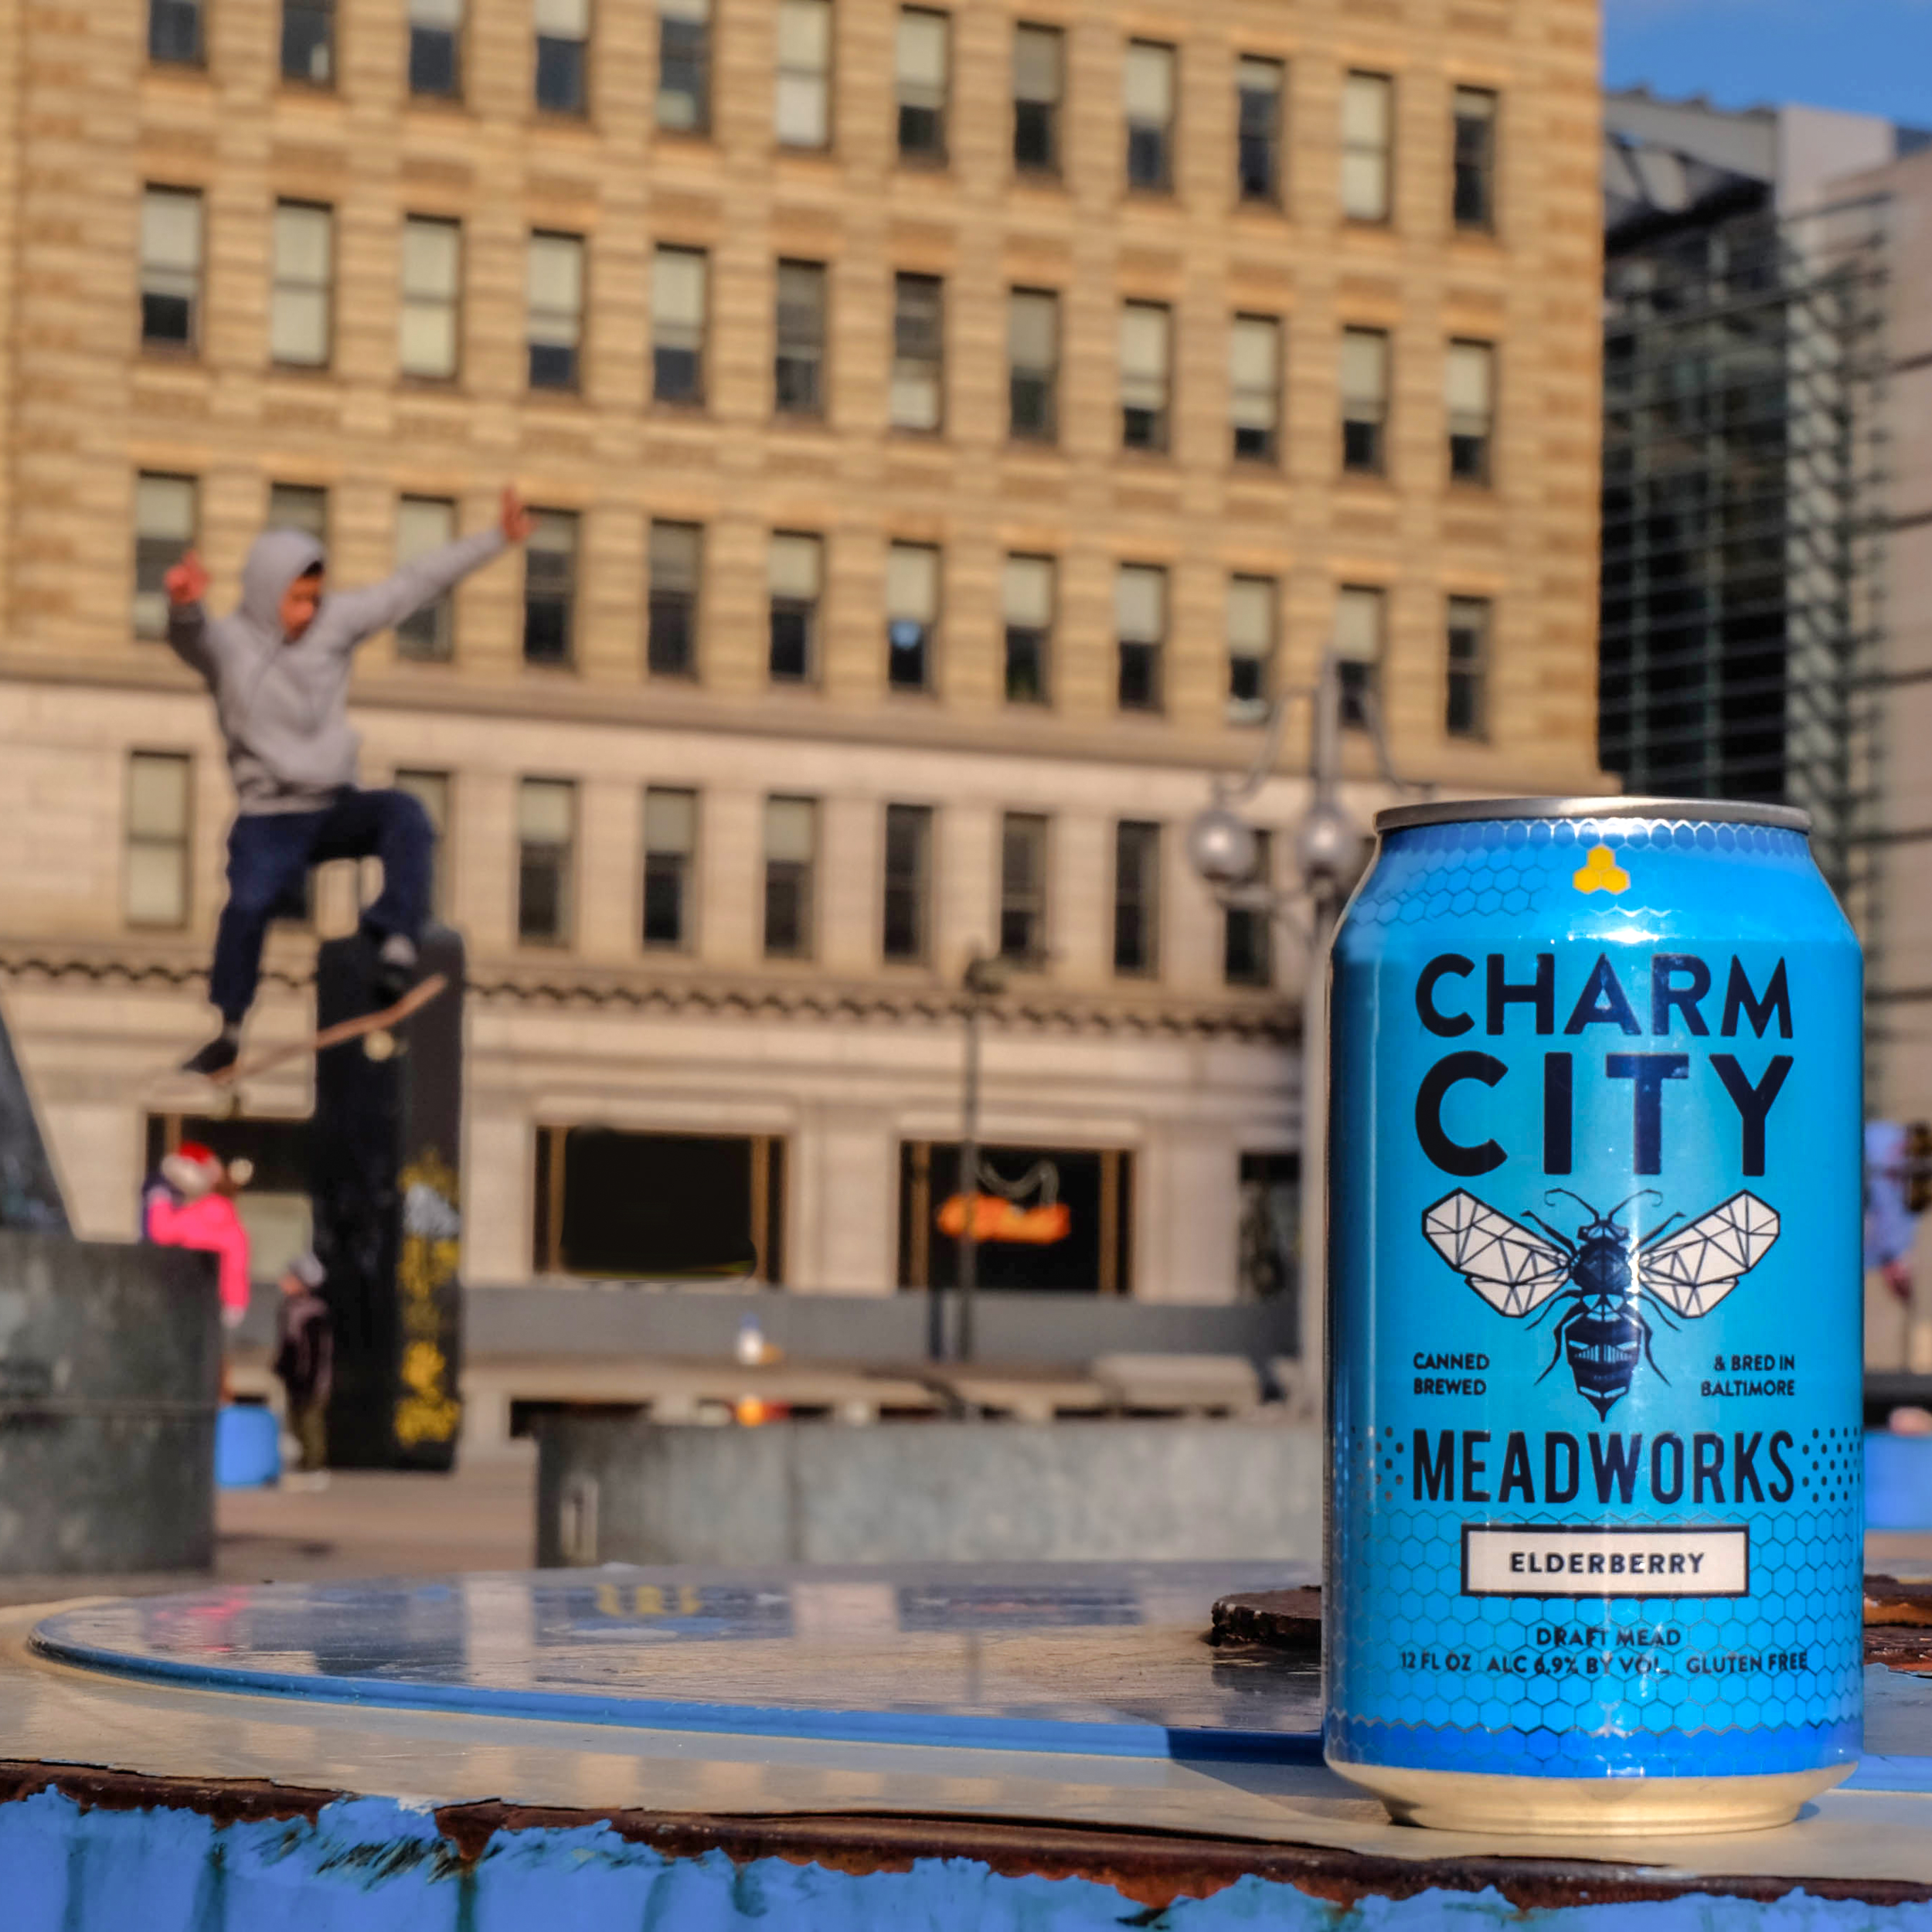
[161,1141,223,1201]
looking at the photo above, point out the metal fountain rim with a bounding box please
[1375,795,1813,835]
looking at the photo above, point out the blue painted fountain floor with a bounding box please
[33,1561,1323,1761]
[9,1565,1932,1920]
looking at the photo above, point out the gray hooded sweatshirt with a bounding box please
[167,524,507,815]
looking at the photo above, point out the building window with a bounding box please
[768,532,821,682]
[1454,87,1498,230]
[1335,584,1385,730]
[776,0,832,148]
[648,520,702,677]
[1008,287,1058,441]
[886,542,939,692]
[409,0,462,97]
[774,260,828,417]
[763,796,817,958]
[535,0,589,114]
[140,186,202,350]
[400,215,462,380]
[1116,563,1165,713]
[535,1127,788,1282]
[127,752,192,928]
[268,481,328,541]
[1236,56,1283,202]
[896,9,948,162]
[891,272,944,432]
[1341,325,1389,474]
[1003,554,1053,704]
[394,768,451,919]
[527,232,584,390]
[517,779,575,945]
[652,245,707,405]
[270,202,332,369]
[523,511,578,666]
[1230,314,1281,463]
[282,0,335,84]
[1120,301,1171,453]
[882,803,932,962]
[1341,71,1393,223]
[1227,574,1274,724]
[1446,595,1490,740]
[1113,821,1161,977]
[1012,23,1062,174]
[1224,828,1272,988]
[998,812,1048,963]
[658,0,711,133]
[396,496,457,661]
[643,787,697,948]
[1447,338,1495,483]
[149,0,202,66]
[134,472,196,639]
[1124,41,1175,192]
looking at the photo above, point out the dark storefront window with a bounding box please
[534,1126,783,1281]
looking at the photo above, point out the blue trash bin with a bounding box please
[1866,1429,1932,1530]
[216,1403,281,1489]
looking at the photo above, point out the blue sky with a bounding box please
[1604,0,1932,129]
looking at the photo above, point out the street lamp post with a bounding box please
[1186,650,1405,1412]
[954,952,1008,1363]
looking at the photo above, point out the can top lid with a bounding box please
[1375,795,1812,835]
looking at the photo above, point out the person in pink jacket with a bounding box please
[143,1141,253,1328]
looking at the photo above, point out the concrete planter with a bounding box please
[533,1412,1323,1566]
[0,1233,219,1573]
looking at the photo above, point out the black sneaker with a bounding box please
[181,1032,240,1078]
[373,934,420,1005]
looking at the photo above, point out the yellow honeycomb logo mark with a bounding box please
[1573,844,1631,895]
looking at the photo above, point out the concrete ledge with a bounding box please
[0,1233,218,1573]
[533,1413,1324,1566]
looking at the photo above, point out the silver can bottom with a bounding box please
[1325,1757,1853,1835]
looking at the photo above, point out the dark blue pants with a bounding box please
[211,787,434,1022]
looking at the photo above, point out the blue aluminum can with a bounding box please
[1325,798,1862,1834]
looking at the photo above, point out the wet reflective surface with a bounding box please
[35,1562,1324,1757]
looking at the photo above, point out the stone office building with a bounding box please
[0,0,1603,1302]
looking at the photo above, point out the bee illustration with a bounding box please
[1421,1188,1781,1418]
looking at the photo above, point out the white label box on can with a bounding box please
[1461,1524,1749,1597]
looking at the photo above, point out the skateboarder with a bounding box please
[165,489,533,1077]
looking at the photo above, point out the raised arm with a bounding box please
[329,489,533,645]
[164,551,214,679]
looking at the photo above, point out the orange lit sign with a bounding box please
[937,1193,1073,1245]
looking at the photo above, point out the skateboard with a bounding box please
[148,975,449,1113]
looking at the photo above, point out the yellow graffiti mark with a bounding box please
[394,1339,461,1447]
[393,1146,463,1447]
[1572,844,1631,895]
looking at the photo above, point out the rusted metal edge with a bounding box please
[4,1761,1926,1910]
[0,1760,340,1826]
[430,1804,1932,1912]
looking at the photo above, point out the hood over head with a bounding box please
[239,529,327,635]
